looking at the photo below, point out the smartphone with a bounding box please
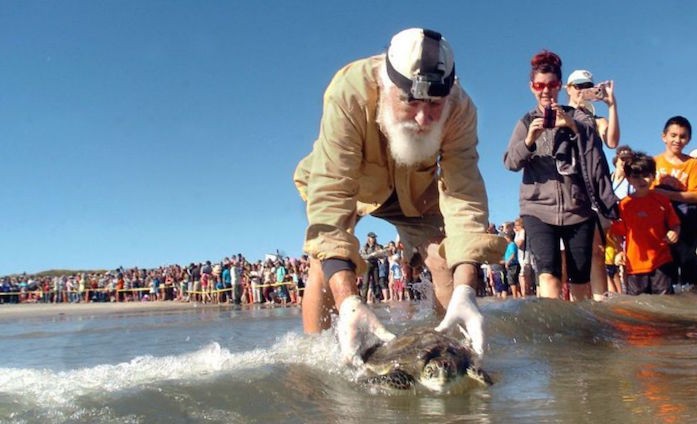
[542,105,556,129]
[580,82,608,102]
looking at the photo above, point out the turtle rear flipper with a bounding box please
[363,369,416,390]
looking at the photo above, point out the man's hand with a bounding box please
[435,284,484,357]
[337,295,395,367]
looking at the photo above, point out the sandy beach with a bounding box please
[0,301,242,320]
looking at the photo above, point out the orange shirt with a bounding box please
[653,153,697,192]
[610,191,680,274]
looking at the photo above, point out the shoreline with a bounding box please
[0,301,294,320]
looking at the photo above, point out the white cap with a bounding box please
[385,28,455,100]
[567,69,593,86]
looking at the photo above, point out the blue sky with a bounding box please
[2,1,696,275]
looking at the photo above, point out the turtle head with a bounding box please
[420,357,457,392]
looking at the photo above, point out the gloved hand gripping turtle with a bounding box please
[435,284,484,357]
[337,295,395,366]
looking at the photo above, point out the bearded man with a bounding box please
[293,28,505,365]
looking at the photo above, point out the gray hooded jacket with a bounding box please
[504,106,618,226]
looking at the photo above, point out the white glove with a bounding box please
[337,295,395,366]
[435,285,484,356]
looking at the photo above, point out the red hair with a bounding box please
[530,50,562,81]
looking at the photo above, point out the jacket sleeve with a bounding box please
[303,88,367,274]
[503,119,534,172]
[437,92,507,268]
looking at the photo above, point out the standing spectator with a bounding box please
[653,116,697,289]
[231,260,243,304]
[504,50,617,301]
[274,260,289,304]
[377,256,390,302]
[189,263,201,303]
[359,232,384,303]
[297,256,308,306]
[611,146,634,199]
[221,263,232,303]
[178,267,189,302]
[78,273,87,303]
[605,232,624,294]
[262,260,275,303]
[566,70,622,300]
[249,263,262,304]
[200,270,211,303]
[503,231,521,298]
[389,255,405,301]
[287,260,299,304]
[610,152,680,295]
[488,262,507,299]
[605,146,634,294]
[513,217,534,297]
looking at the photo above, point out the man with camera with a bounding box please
[294,28,505,366]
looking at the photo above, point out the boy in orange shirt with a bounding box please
[653,116,697,287]
[610,152,680,295]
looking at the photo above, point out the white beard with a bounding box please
[377,94,448,167]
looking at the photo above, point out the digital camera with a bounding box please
[580,81,609,102]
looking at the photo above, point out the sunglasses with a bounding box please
[531,81,561,91]
[572,82,594,90]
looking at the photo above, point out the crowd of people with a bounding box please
[0,244,437,306]
[0,256,309,306]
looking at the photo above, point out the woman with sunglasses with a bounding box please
[566,70,622,300]
[503,50,618,301]
[565,70,620,149]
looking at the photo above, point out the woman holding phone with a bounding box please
[503,50,618,301]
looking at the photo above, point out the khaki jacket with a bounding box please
[294,55,505,274]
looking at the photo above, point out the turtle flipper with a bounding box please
[363,369,416,390]
[467,367,493,386]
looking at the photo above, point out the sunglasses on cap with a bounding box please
[531,81,561,91]
[571,82,594,90]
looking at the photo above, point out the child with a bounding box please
[604,232,623,294]
[389,255,404,302]
[610,152,680,295]
[503,231,521,298]
[653,116,697,288]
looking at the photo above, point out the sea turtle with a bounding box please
[359,327,492,393]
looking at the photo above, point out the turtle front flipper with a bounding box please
[362,369,416,390]
[467,367,493,386]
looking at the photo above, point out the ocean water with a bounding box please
[1,293,697,423]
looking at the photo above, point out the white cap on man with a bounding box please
[385,28,455,101]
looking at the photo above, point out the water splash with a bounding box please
[0,330,344,407]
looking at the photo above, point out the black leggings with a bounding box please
[522,215,595,284]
